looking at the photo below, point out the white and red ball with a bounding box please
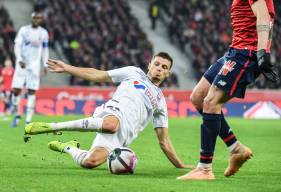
[107,147,138,174]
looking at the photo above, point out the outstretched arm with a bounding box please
[47,59,113,83]
[155,127,193,168]
[251,0,278,82]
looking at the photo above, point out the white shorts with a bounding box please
[12,64,40,90]
[90,99,127,152]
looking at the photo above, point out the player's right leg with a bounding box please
[11,66,26,127]
[25,115,120,135]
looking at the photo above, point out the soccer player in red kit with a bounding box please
[0,58,14,114]
[177,0,279,180]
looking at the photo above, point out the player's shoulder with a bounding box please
[18,25,30,32]
[125,66,145,75]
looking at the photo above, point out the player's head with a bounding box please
[147,52,173,86]
[4,58,12,68]
[31,12,43,27]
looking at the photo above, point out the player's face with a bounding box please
[32,15,42,27]
[147,56,171,85]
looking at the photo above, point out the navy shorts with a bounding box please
[204,48,260,98]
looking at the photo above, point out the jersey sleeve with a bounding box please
[42,30,49,67]
[14,27,24,61]
[152,99,169,128]
[107,66,141,83]
[14,27,24,44]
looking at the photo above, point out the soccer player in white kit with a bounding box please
[25,52,193,170]
[11,12,49,127]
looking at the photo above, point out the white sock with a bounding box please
[49,117,104,132]
[228,141,238,153]
[11,94,21,115]
[197,163,212,169]
[64,146,89,166]
[26,94,36,123]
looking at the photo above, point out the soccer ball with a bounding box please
[107,147,138,174]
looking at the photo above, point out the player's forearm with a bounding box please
[252,0,271,51]
[64,64,112,83]
[256,13,271,50]
[42,48,49,68]
[159,138,185,168]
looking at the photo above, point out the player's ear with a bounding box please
[148,62,152,70]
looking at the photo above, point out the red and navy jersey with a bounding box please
[230,0,275,51]
[1,67,14,91]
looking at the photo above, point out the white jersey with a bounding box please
[105,66,168,146]
[14,24,49,73]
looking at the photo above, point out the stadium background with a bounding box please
[1,0,281,118]
[0,1,281,192]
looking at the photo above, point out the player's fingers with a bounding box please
[184,164,196,169]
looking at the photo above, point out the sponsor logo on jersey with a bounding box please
[133,81,158,109]
[133,81,145,89]
[219,60,236,76]
[218,80,227,86]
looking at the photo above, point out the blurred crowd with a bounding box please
[39,0,177,87]
[160,0,281,89]
[0,5,16,67]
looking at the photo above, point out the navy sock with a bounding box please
[198,109,237,147]
[220,114,237,147]
[200,113,222,164]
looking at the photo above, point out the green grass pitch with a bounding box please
[0,115,281,192]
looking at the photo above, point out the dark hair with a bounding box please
[153,52,173,69]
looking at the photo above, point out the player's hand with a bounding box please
[180,164,195,169]
[19,61,26,68]
[43,67,48,76]
[47,59,67,73]
[257,49,279,82]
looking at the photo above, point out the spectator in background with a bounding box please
[149,0,159,30]
[0,5,16,66]
[0,58,14,115]
[11,12,49,127]
[43,0,176,87]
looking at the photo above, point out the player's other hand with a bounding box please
[43,67,48,76]
[257,49,279,82]
[19,61,26,68]
[47,59,66,73]
[177,164,195,169]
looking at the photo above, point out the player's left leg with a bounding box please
[191,77,239,153]
[178,85,229,180]
[48,140,108,168]
[25,89,36,125]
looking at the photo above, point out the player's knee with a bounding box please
[190,91,204,110]
[102,122,119,134]
[203,96,221,113]
[27,89,36,95]
[12,88,21,96]
[102,119,119,134]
